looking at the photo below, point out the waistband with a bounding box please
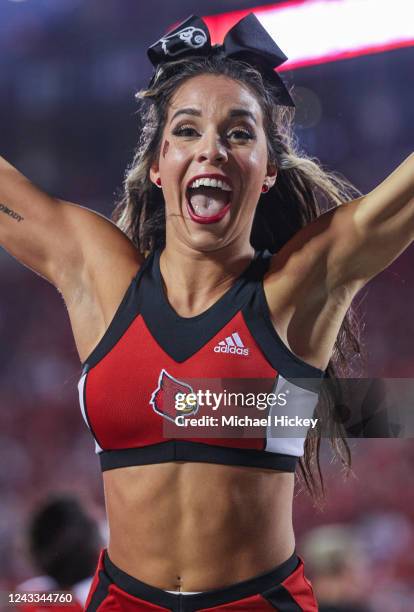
[99,440,299,472]
[103,549,300,610]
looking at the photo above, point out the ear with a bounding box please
[149,158,160,186]
[266,162,278,189]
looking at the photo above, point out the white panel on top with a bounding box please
[265,374,320,457]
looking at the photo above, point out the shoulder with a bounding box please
[264,207,338,292]
[56,201,143,300]
[264,201,365,295]
[260,206,362,372]
[57,206,143,364]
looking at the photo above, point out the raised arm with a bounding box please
[326,152,414,289]
[0,156,141,294]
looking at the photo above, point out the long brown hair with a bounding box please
[112,56,364,504]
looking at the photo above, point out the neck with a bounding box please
[159,240,255,318]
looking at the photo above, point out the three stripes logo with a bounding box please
[213,332,249,356]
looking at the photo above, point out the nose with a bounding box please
[196,130,228,165]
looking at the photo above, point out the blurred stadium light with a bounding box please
[203,0,414,70]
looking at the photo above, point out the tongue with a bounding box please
[189,187,229,217]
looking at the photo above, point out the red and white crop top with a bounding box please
[77,249,325,472]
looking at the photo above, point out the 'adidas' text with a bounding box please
[213,332,249,356]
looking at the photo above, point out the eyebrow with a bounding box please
[169,107,257,124]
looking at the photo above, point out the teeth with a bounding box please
[189,177,232,191]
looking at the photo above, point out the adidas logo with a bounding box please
[213,332,249,356]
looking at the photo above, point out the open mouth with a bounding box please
[186,178,232,225]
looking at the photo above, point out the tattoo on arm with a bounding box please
[0,203,24,223]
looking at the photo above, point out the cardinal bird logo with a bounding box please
[150,369,198,423]
[160,26,208,57]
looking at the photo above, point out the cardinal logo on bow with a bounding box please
[160,26,208,57]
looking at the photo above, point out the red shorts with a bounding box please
[85,550,318,611]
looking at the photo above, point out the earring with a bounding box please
[261,183,269,193]
[155,177,162,188]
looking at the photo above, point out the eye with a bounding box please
[171,124,255,141]
[172,124,199,137]
[227,128,254,141]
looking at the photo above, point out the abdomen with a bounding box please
[103,461,296,591]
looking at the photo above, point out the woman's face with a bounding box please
[150,73,276,252]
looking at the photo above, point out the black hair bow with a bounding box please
[147,13,294,107]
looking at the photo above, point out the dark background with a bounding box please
[0,0,413,605]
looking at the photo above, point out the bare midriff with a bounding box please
[104,461,295,591]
